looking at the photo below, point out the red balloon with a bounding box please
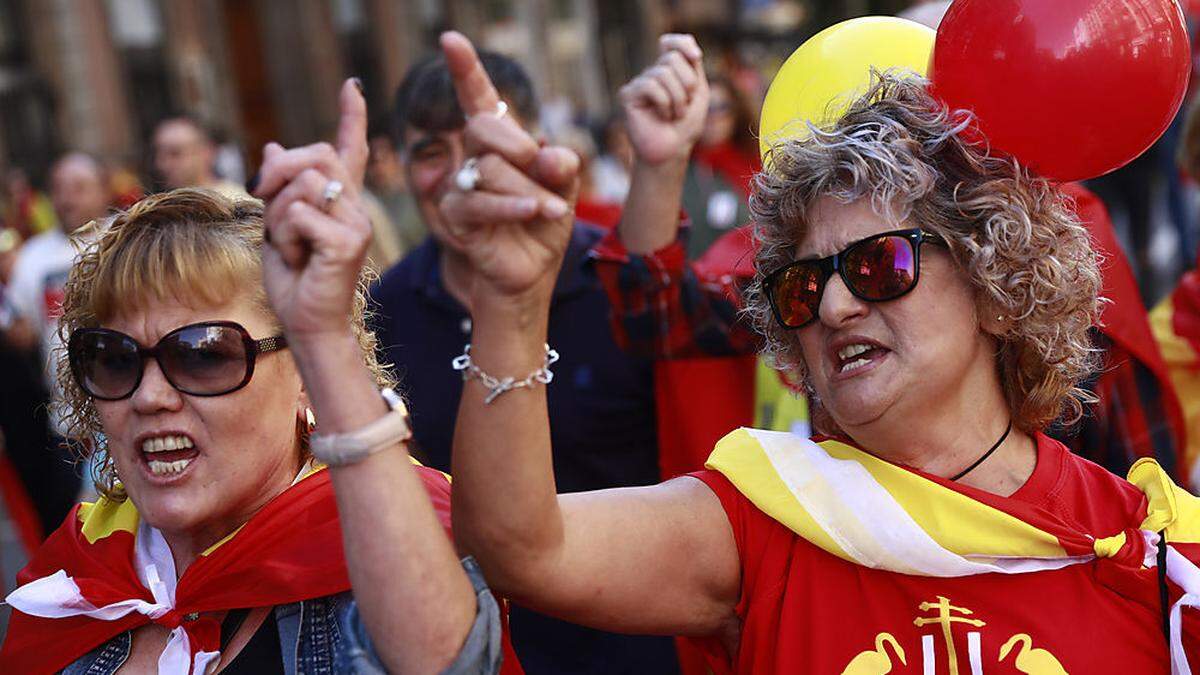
[930,0,1190,181]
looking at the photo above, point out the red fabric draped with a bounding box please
[0,466,521,674]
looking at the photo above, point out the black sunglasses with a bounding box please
[763,228,946,330]
[68,321,288,401]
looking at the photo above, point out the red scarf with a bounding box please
[0,466,455,674]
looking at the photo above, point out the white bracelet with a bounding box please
[451,343,559,404]
[309,388,412,466]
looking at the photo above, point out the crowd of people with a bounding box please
[1,1,1200,673]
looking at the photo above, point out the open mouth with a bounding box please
[836,342,889,375]
[140,434,199,477]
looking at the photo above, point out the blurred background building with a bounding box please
[0,0,910,184]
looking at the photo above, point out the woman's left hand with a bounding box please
[252,79,372,343]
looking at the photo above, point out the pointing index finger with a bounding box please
[441,31,502,118]
[336,78,369,186]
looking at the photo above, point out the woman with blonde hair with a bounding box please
[2,82,505,674]
[432,33,1200,673]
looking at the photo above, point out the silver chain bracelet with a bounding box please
[452,343,560,404]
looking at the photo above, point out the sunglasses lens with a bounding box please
[159,325,250,396]
[72,331,142,400]
[843,235,917,300]
[771,263,824,328]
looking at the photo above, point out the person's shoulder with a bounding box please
[9,230,71,284]
[371,238,437,302]
[23,228,62,247]
[1038,434,1148,528]
[545,222,609,297]
[687,468,782,536]
[16,229,69,260]
[686,466,800,584]
[1049,435,1143,495]
[569,220,606,250]
[689,468,735,498]
[689,468,753,510]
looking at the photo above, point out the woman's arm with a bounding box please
[616,34,707,255]
[255,79,482,674]
[439,32,742,637]
[593,36,759,360]
[338,560,503,675]
[459,296,741,635]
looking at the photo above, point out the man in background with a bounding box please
[1,153,111,534]
[152,115,246,198]
[369,49,679,675]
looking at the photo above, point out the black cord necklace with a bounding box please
[950,420,1013,482]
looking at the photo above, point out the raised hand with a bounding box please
[252,79,373,340]
[437,31,580,302]
[619,34,709,166]
[251,82,482,675]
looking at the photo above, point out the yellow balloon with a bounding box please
[759,17,935,162]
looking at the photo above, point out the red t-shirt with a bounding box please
[690,433,1199,674]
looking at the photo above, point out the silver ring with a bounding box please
[454,157,481,192]
[322,180,344,211]
[469,100,508,120]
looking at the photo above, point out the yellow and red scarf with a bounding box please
[0,465,454,674]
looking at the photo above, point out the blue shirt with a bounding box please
[369,224,662,493]
[369,224,680,675]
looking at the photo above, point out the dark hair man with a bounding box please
[369,49,680,675]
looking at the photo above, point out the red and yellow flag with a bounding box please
[1151,262,1200,491]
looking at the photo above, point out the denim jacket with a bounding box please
[62,557,502,675]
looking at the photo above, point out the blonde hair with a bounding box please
[745,72,1102,434]
[56,188,395,499]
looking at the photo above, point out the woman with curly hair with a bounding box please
[1,82,507,675]
[437,30,1200,673]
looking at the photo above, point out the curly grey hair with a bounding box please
[745,71,1102,434]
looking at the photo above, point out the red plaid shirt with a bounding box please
[590,223,757,359]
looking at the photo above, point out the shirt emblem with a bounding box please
[841,596,1068,674]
